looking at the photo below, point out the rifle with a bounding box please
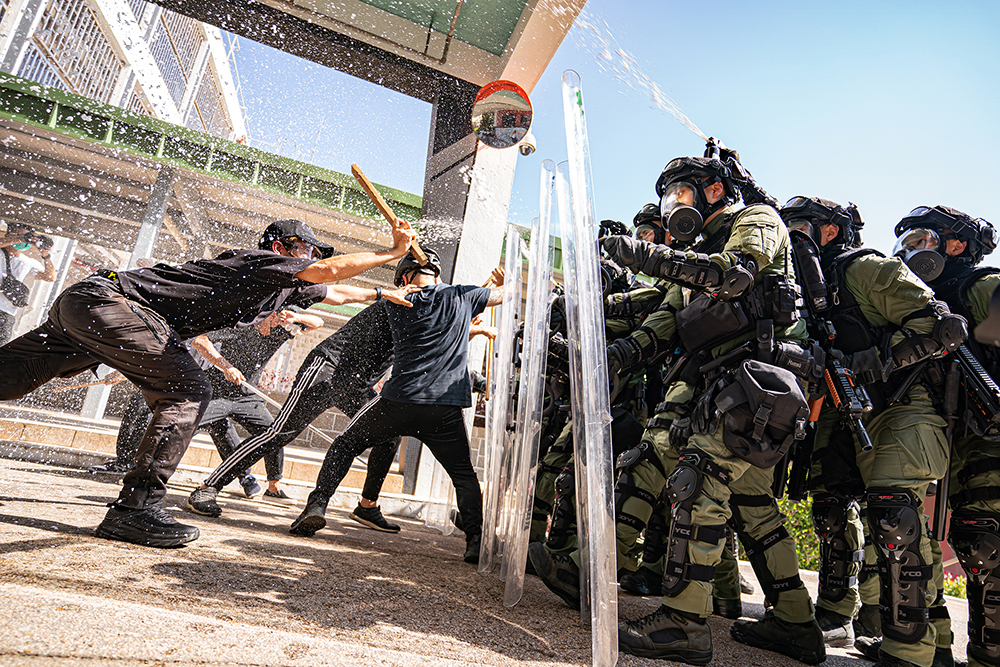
[954,343,1000,439]
[931,359,960,540]
[824,353,875,452]
[786,396,825,502]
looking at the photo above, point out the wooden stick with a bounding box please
[351,164,428,265]
[50,380,107,393]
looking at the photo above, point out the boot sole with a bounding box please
[290,514,326,536]
[95,523,199,548]
[619,643,712,665]
[730,626,824,665]
[349,512,400,533]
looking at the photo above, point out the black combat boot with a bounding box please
[528,541,580,609]
[95,504,199,547]
[618,606,712,665]
[619,566,661,596]
[712,597,742,620]
[815,606,856,647]
[857,638,957,667]
[854,603,882,639]
[730,612,826,665]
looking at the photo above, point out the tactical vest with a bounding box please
[933,262,1000,380]
[823,247,889,356]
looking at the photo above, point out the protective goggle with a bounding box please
[281,237,322,261]
[893,227,942,256]
[898,207,999,253]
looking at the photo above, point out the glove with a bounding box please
[607,338,640,377]
[470,370,488,394]
[601,235,674,277]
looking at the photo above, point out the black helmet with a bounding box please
[780,196,864,249]
[894,205,998,266]
[654,156,738,242]
[632,202,666,245]
[393,247,442,286]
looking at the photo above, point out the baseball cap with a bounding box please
[258,219,336,259]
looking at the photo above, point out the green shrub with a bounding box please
[779,497,821,572]
[943,572,967,599]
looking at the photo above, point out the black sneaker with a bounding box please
[816,606,856,648]
[854,603,882,639]
[619,606,713,665]
[262,489,297,505]
[712,598,743,620]
[240,476,263,499]
[88,459,133,475]
[464,534,481,564]
[289,498,328,536]
[349,504,400,533]
[620,567,662,596]
[730,613,826,665]
[528,541,580,609]
[95,504,199,547]
[187,486,222,517]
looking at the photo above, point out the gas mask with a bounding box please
[659,181,709,243]
[892,227,945,282]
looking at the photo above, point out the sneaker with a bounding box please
[240,476,263,499]
[187,486,222,517]
[349,504,401,533]
[740,572,756,595]
[730,613,826,665]
[289,498,328,537]
[816,606,856,648]
[262,489,297,505]
[712,598,743,620]
[464,534,481,564]
[89,459,133,475]
[95,504,199,547]
[618,606,713,664]
[854,603,882,639]
[528,541,580,609]
[620,567,662,596]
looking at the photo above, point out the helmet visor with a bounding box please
[659,182,698,219]
[893,228,942,256]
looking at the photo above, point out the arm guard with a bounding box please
[891,301,968,369]
[601,235,753,300]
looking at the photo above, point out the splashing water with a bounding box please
[572,11,707,141]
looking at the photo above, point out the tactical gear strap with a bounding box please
[959,458,1000,486]
[729,493,772,507]
[951,486,1000,510]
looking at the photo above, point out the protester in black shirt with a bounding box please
[0,218,417,547]
[288,248,503,564]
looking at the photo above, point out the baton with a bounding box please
[351,164,428,265]
[50,380,111,393]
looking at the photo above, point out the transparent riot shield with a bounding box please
[478,224,525,573]
[559,70,618,667]
[422,453,456,536]
[501,160,557,606]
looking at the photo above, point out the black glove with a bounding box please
[470,370,488,394]
[601,235,674,277]
[607,338,640,377]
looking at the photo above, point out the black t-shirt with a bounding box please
[202,324,295,398]
[314,300,394,393]
[381,283,490,406]
[114,250,327,339]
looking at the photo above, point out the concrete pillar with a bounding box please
[0,0,49,73]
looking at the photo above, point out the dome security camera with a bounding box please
[518,131,536,156]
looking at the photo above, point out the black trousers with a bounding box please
[117,390,284,481]
[0,278,211,509]
[205,349,398,500]
[309,396,483,540]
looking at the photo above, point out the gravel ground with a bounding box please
[0,457,969,666]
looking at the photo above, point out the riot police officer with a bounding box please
[782,197,967,667]
[598,149,825,665]
[894,205,1000,667]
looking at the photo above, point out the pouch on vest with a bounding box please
[675,292,752,353]
[714,359,810,468]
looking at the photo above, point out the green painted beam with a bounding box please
[0,72,422,225]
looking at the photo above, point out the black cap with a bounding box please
[258,219,335,259]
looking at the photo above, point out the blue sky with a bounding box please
[236,0,999,255]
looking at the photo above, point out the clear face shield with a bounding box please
[893,227,945,282]
[659,181,704,242]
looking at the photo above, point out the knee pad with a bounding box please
[546,463,576,550]
[949,513,1000,663]
[614,440,664,534]
[867,487,930,645]
[812,493,864,603]
[661,449,729,596]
